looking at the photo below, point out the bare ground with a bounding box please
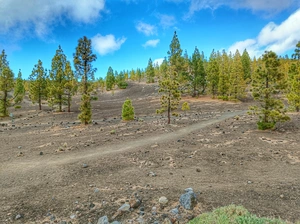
[0,82,299,223]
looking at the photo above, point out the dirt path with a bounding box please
[1,110,245,177]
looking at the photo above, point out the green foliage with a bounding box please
[250,51,290,129]
[218,50,230,100]
[207,50,220,98]
[64,61,77,112]
[146,58,155,83]
[0,66,14,116]
[188,205,287,224]
[78,94,92,125]
[29,59,48,110]
[241,49,252,82]
[181,101,190,111]
[229,50,246,101]
[190,47,207,96]
[14,105,21,109]
[106,66,115,90]
[122,98,135,121]
[73,36,97,95]
[14,69,25,104]
[74,36,96,124]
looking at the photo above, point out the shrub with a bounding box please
[257,121,276,130]
[118,81,128,89]
[14,105,22,109]
[122,98,134,121]
[181,102,190,111]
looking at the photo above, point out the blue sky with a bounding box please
[0,0,300,79]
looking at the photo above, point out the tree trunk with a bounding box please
[59,94,62,112]
[68,94,71,113]
[167,93,171,124]
[3,90,7,116]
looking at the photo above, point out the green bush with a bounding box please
[188,205,288,224]
[181,102,190,111]
[118,81,128,89]
[14,105,22,109]
[257,121,275,130]
[122,98,134,121]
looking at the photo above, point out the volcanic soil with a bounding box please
[0,82,299,223]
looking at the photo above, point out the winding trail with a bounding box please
[1,110,246,176]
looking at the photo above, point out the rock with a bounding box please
[111,221,122,224]
[94,188,100,193]
[247,181,252,184]
[82,163,88,168]
[148,171,156,177]
[129,192,142,209]
[18,146,22,149]
[70,214,76,219]
[40,151,43,155]
[179,188,197,210]
[15,214,22,220]
[170,207,179,215]
[97,215,109,224]
[17,152,23,157]
[196,168,201,172]
[118,203,131,213]
[159,196,168,208]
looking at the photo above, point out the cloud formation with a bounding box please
[136,22,157,36]
[92,34,126,55]
[177,0,298,18]
[153,58,165,66]
[0,0,105,39]
[157,14,177,29]
[143,39,160,48]
[228,9,300,57]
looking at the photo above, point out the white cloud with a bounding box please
[92,34,126,55]
[0,0,105,39]
[157,14,177,29]
[136,22,157,36]
[228,9,300,58]
[153,58,165,66]
[185,0,297,19]
[143,39,160,48]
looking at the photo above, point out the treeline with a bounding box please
[0,32,299,129]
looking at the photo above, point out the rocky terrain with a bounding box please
[0,82,299,223]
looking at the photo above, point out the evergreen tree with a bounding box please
[49,45,68,112]
[218,50,230,100]
[106,66,115,90]
[190,47,206,97]
[250,51,290,130]
[206,50,220,98]
[0,50,14,116]
[122,98,135,121]
[157,31,182,124]
[287,42,300,112]
[73,36,97,124]
[14,69,25,104]
[229,50,246,100]
[241,49,252,82]
[64,61,77,112]
[29,60,48,110]
[136,68,142,82]
[146,58,155,83]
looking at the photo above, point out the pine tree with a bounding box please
[0,50,14,116]
[14,69,25,104]
[64,61,77,112]
[49,46,68,112]
[136,68,142,82]
[229,50,246,100]
[146,58,155,83]
[29,60,48,110]
[241,49,252,82]
[190,47,206,97]
[122,98,135,121]
[106,66,115,90]
[206,50,220,98]
[73,36,97,124]
[287,42,300,112]
[218,50,230,100]
[157,31,182,124]
[250,51,290,130]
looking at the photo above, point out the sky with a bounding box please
[0,0,300,79]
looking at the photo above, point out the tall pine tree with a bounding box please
[14,69,25,105]
[146,58,155,83]
[73,36,97,125]
[29,60,48,110]
[250,51,290,130]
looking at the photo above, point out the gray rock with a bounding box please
[111,221,122,224]
[15,214,22,220]
[159,196,168,206]
[179,188,197,210]
[70,214,76,219]
[82,163,88,168]
[118,203,130,212]
[97,215,109,224]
